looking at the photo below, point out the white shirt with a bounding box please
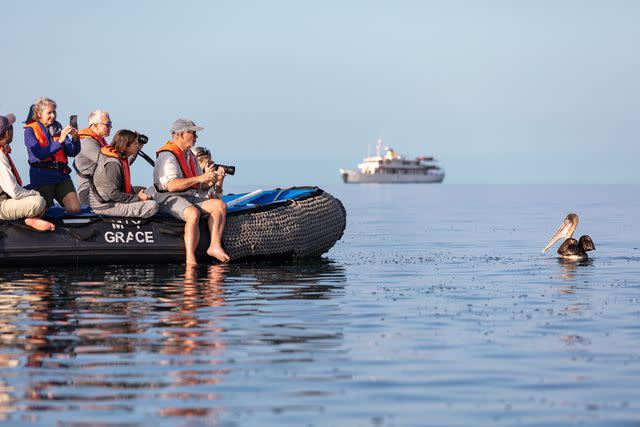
[153,151,207,196]
[0,150,39,199]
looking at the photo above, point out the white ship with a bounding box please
[340,140,445,184]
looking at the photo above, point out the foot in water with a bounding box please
[208,246,230,263]
[24,218,55,232]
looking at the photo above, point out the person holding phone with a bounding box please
[24,97,81,212]
[89,129,158,218]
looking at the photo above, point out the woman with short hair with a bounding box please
[90,129,158,218]
[24,97,81,212]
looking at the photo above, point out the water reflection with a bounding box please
[557,258,594,280]
[0,260,346,424]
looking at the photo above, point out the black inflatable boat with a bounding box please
[0,187,346,265]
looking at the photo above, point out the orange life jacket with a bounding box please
[100,146,133,194]
[79,127,108,148]
[25,121,68,165]
[1,147,22,186]
[156,141,198,189]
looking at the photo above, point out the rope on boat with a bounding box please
[222,191,346,259]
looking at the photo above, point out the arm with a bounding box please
[0,153,39,199]
[166,175,208,193]
[24,127,64,160]
[63,135,81,157]
[102,162,140,204]
[155,153,213,193]
[76,139,101,173]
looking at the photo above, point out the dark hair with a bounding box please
[193,147,211,158]
[111,130,138,157]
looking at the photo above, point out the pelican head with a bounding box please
[543,213,579,253]
[578,235,595,252]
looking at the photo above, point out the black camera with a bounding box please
[208,161,236,176]
[138,133,149,145]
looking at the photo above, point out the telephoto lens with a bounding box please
[213,164,235,176]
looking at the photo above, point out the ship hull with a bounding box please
[340,169,444,184]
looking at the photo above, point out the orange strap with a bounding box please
[156,141,198,189]
[1,147,22,186]
[100,146,133,194]
[79,127,108,148]
[25,121,68,164]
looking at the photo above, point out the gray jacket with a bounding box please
[75,134,138,205]
[89,153,139,210]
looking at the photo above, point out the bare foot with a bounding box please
[207,246,230,263]
[24,217,56,232]
[186,257,198,267]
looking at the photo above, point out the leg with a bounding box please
[0,196,55,231]
[182,206,201,266]
[158,195,199,265]
[56,179,81,214]
[61,192,81,213]
[35,183,56,209]
[93,201,159,218]
[200,198,230,263]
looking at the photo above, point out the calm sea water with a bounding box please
[1,184,639,426]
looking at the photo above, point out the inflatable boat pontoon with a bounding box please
[0,187,346,265]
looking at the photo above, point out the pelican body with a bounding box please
[543,213,596,261]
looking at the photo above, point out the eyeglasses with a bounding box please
[98,121,112,127]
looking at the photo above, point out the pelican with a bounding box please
[543,213,596,261]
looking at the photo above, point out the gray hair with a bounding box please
[88,109,110,126]
[33,97,57,117]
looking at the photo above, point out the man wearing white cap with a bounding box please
[153,119,230,265]
[0,113,55,231]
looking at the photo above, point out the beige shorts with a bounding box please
[0,195,47,220]
[158,194,210,221]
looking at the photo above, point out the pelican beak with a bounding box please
[543,214,578,253]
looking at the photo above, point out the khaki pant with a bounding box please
[92,200,159,218]
[0,196,47,220]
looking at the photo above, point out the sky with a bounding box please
[2,0,639,187]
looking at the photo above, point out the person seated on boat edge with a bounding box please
[89,130,158,218]
[24,97,81,213]
[73,109,112,205]
[0,113,55,231]
[191,146,226,199]
[153,119,230,265]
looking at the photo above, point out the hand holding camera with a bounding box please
[199,164,215,184]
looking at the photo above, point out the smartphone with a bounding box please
[70,115,78,130]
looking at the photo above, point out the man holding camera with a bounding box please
[153,119,230,265]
